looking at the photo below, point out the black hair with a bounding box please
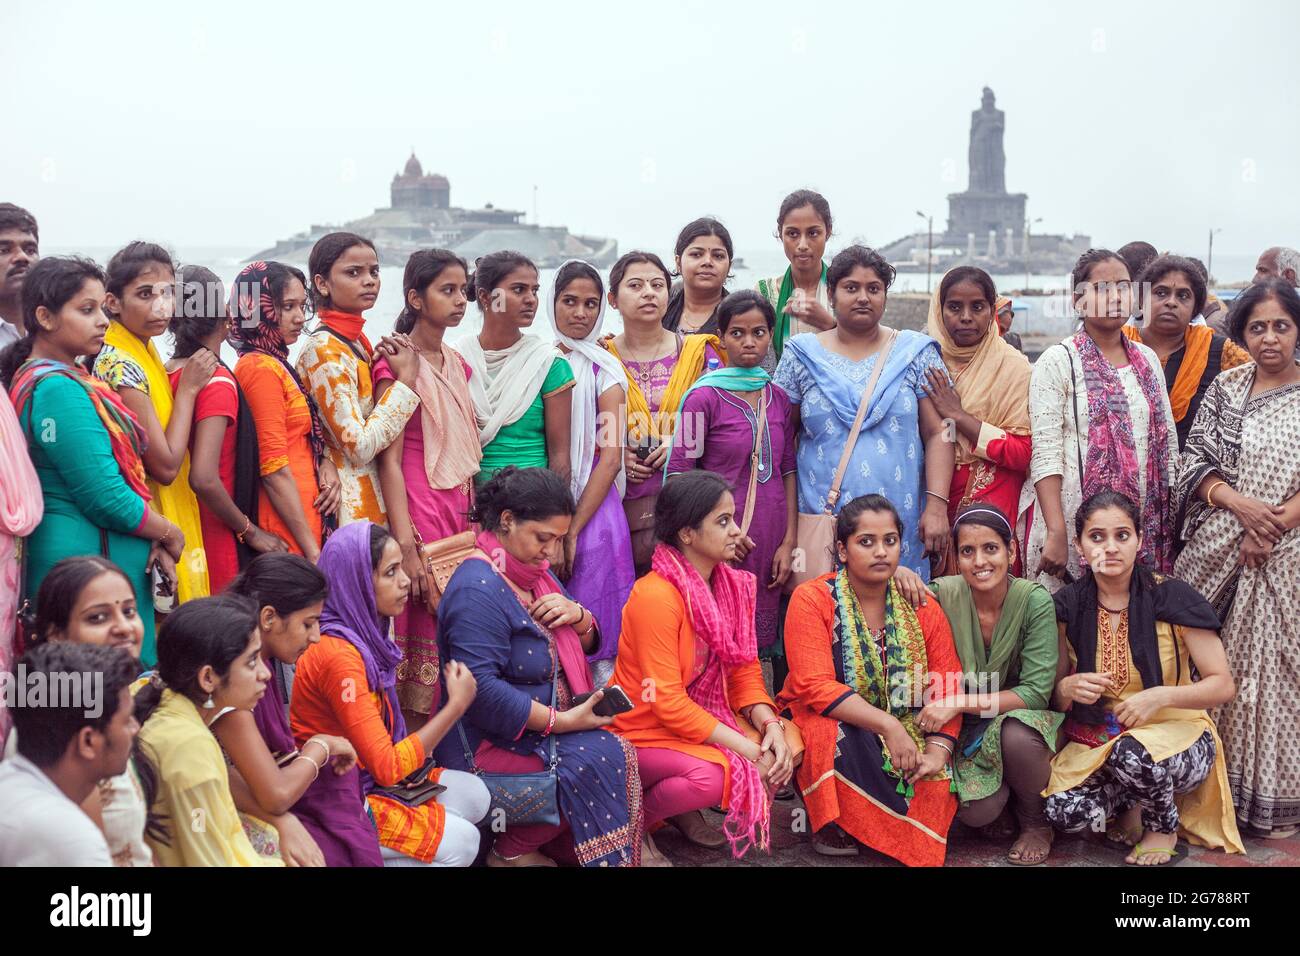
[369,523,394,571]
[827,245,896,295]
[655,470,733,550]
[465,250,537,313]
[552,260,604,306]
[1073,491,1141,539]
[609,250,671,296]
[1117,242,1158,286]
[716,289,776,333]
[952,504,1014,548]
[103,241,174,320]
[1070,248,1129,303]
[776,189,833,237]
[939,265,997,309]
[0,256,105,389]
[1186,257,1209,282]
[673,217,734,276]
[11,642,139,769]
[1226,278,1300,347]
[469,466,575,532]
[226,553,329,619]
[395,248,468,334]
[307,232,377,313]
[168,264,227,359]
[0,203,38,241]
[1139,254,1208,320]
[134,595,260,728]
[835,493,903,543]
[27,556,135,648]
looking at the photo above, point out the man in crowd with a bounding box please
[0,642,139,866]
[0,203,39,349]
[1254,246,1299,286]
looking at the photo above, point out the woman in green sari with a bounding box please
[755,189,836,372]
[912,504,1063,864]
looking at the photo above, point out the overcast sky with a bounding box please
[4,0,1297,262]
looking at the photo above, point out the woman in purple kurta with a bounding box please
[665,291,798,649]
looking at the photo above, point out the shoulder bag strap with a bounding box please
[824,329,897,514]
[738,386,769,536]
[1067,346,1086,484]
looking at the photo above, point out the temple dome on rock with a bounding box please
[391,152,450,210]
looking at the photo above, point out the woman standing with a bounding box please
[918,506,1063,865]
[774,245,954,580]
[613,471,794,860]
[1174,279,1300,838]
[666,290,796,653]
[94,241,212,603]
[779,495,962,865]
[1122,254,1250,450]
[290,521,490,867]
[297,232,421,527]
[1025,249,1179,590]
[603,251,723,575]
[435,467,643,867]
[459,250,574,486]
[375,250,481,720]
[4,257,183,666]
[662,217,732,336]
[230,261,339,561]
[756,189,837,371]
[921,267,1032,574]
[548,260,635,687]
[167,265,286,593]
[1045,492,1243,864]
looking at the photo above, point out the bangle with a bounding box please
[305,736,330,762]
[542,706,557,737]
[296,752,323,780]
[925,490,949,505]
[575,610,596,637]
[1206,480,1228,508]
[761,716,785,733]
[927,740,954,758]
[235,517,252,543]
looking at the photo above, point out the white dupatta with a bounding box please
[460,333,559,449]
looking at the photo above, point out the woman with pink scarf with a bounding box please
[0,390,43,747]
[612,470,799,863]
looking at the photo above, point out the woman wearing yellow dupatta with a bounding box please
[602,251,723,575]
[920,267,1032,574]
[94,242,211,603]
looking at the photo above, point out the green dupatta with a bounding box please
[759,261,828,361]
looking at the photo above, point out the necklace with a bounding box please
[620,333,674,389]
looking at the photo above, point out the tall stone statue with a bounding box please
[968,87,1006,194]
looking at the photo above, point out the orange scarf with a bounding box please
[319,309,371,353]
[1121,324,1212,423]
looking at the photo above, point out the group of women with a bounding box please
[1,187,1297,867]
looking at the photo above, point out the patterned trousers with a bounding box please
[1045,731,1215,835]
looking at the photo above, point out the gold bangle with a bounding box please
[1206,480,1228,508]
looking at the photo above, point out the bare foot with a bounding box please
[1007,826,1054,865]
[1107,806,1142,846]
[1126,829,1178,865]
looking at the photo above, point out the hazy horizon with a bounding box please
[5,0,1297,262]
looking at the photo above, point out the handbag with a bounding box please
[411,526,479,614]
[456,635,561,828]
[785,330,898,593]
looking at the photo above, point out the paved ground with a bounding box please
[653,800,1300,868]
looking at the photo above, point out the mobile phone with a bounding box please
[152,565,176,614]
[592,685,635,718]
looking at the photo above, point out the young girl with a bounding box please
[375,250,481,719]
[548,260,635,686]
[94,241,213,603]
[756,189,837,371]
[296,232,421,527]
[603,251,723,575]
[135,595,284,866]
[460,250,575,486]
[5,256,184,666]
[167,265,287,592]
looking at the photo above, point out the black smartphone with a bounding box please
[592,685,635,717]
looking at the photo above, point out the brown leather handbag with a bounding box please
[411,526,480,614]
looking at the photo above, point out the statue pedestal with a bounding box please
[943,191,1027,246]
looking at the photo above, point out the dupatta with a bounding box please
[758,262,828,361]
[409,345,481,492]
[459,334,559,448]
[603,333,723,444]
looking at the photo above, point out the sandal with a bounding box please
[1006,827,1054,866]
[667,809,727,849]
[1125,841,1188,867]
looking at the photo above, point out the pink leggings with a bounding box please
[637,747,725,827]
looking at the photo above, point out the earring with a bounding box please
[203,693,215,710]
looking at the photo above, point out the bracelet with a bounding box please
[1206,480,1228,508]
[761,716,785,733]
[305,736,331,762]
[158,525,173,546]
[235,516,252,543]
[927,740,954,758]
[925,490,949,505]
[296,752,323,781]
[575,610,596,638]
[542,706,557,737]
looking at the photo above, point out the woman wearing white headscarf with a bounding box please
[548,260,635,687]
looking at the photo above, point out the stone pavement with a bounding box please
[653,800,1300,868]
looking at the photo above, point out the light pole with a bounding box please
[1207,227,1222,281]
[916,210,933,294]
[1024,216,1042,293]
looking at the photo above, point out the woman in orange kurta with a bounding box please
[779,493,964,867]
[230,261,340,561]
[612,470,796,860]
